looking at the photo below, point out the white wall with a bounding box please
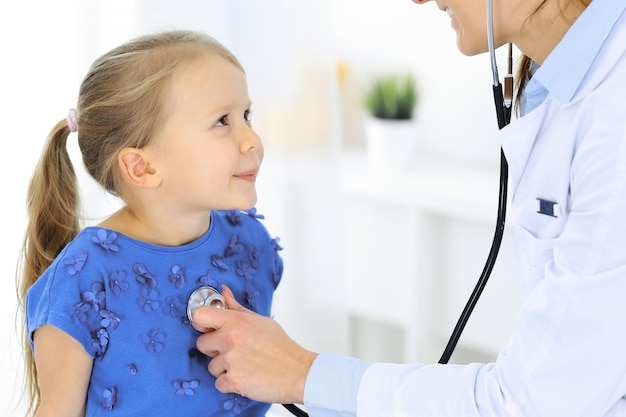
[0,1,517,415]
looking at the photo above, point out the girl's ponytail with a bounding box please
[17,117,81,416]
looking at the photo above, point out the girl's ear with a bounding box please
[118,148,161,189]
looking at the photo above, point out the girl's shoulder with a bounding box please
[39,227,126,282]
[213,208,267,227]
[212,208,278,242]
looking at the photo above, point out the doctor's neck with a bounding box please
[514,0,590,65]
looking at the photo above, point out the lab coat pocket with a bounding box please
[514,225,556,299]
[515,196,566,240]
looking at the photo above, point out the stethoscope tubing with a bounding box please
[437,0,511,366]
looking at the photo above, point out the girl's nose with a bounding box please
[241,126,262,153]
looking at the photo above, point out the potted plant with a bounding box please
[363,73,419,172]
[365,73,417,120]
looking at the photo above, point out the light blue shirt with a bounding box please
[304,0,626,416]
[303,353,371,417]
[523,0,621,115]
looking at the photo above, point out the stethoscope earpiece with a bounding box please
[187,286,227,323]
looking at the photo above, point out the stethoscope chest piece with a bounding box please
[187,286,227,323]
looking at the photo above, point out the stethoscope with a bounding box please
[187,286,227,322]
[437,0,512,366]
[187,1,513,415]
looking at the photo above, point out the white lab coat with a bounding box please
[356,8,626,417]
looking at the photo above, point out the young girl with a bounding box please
[18,30,283,417]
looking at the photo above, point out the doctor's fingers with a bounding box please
[191,285,259,333]
[201,329,279,400]
[208,353,259,400]
[220,284,247,311]
[191,305,229,333]
[195,307,266,360]
[194,312,241,356]
[206,353,247,398]
[207,351,229,379]
[205,328,319,404]
[192,325,219,359]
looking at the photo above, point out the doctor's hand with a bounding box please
[193,285,318,405]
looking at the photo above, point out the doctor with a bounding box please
[193,0,626,415]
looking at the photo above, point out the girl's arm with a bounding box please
[33,325,93,417]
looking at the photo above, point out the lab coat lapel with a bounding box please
[499,104,549,200]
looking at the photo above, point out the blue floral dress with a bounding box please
[27,209,283,417]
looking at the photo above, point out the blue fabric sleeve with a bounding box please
[303,352,371,417]
[26,257,100,357]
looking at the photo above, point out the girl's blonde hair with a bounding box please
[16,30,242,416]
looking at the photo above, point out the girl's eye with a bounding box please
[215,116,228,127]
[244,109,253,122]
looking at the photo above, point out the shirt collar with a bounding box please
[523,0,626,114]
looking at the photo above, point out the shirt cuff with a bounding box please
[303,352,371,417]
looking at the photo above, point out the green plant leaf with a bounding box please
[364,73,417,120]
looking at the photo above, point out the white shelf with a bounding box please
[340,153,506,224]
[339,153,518,364]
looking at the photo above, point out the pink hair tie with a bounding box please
[66,108,78,133]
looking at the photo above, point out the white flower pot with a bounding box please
[364,117,419,173]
